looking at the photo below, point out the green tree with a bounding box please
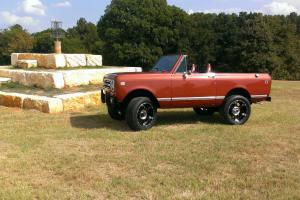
[32,29,54,53]
[67,18,101,53]
[62,38,88,53]
[0,25,33,64]
[187,13,217,67]
[97,0,188,68]
[235,13,273,73]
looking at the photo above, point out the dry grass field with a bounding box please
[0,81,299,199]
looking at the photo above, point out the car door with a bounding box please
[171,56,217,108]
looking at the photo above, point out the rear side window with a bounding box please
[176,57,187,73]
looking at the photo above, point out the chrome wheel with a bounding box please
[221,95,251,125]
[228,99,249,123]
[126,97,157,131]
[137,103,155,127]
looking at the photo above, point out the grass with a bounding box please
[0,82,101,97]
[0,80,299,199]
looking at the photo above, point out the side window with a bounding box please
[176,57,187,73]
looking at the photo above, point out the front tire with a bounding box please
[107,104,124,120]
[125,97,157,131]
[220,95,251,125]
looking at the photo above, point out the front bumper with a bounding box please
[101,89,120,105]
[101,89,106,103]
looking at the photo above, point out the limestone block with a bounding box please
[46,54,66,69]
[17,53,35,60]
[86,55,103,66]
[84,91,101,106]
[52,73,65,89]
[1,69,64,89]
[62,70,91,87]
[0,66,11,70]
[17,53,45,68]
[25,71,65,89]
[0,77,11,86]
[87,70,103,85]
[54,93,85,111]
[23,96,63,113]
[0,92,24,108]
[33,54,48,68]
[17,60,38,69]
[54,91,101,111]
[64,54,87,67]
[11,53,19,66]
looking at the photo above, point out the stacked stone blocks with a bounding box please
[11,53,103,69]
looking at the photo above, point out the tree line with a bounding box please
[0,0,299,80]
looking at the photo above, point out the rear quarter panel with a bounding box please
[215,73,272,105]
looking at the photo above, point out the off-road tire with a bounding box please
[125,97,157,131]
[220,95,251,125]
[107,104,124,121]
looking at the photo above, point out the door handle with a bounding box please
[207,73,216,78]
[183,72,189,80]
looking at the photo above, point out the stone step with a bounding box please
[0,77,11,85]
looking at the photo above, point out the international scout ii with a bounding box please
[102,55,272,131]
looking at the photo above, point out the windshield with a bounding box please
[151,55,180,72]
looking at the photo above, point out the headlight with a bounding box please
[103,79,115,92]
[110,80,115,92]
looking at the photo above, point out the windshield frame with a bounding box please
[151,55,182,73]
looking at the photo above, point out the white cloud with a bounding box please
[0,11,39,26]
[277,0,300,8]
[188,0,299,16]
[264,1,298,15]
[19,0,46,16]
[53,1,71,7]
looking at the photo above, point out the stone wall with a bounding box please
[0,91,102,113]
[0,67,142,89]
[11,53,103,69]
[54,91,101,112]
[0,69,65,89]
[0,91,63,113]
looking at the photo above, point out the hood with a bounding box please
[104,71,164,79]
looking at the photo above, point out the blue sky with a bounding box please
[0,0,299,32]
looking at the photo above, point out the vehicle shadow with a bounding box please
[156,111,224,126]
[69,110,224,131]
[69,114,130,131]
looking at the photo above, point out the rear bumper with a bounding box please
[266,96,272,102]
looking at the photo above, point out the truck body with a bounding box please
[102,55,272,131]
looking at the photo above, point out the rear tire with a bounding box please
[220,95,251,125]
[193,107,217,116]
[125,97,157,131]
